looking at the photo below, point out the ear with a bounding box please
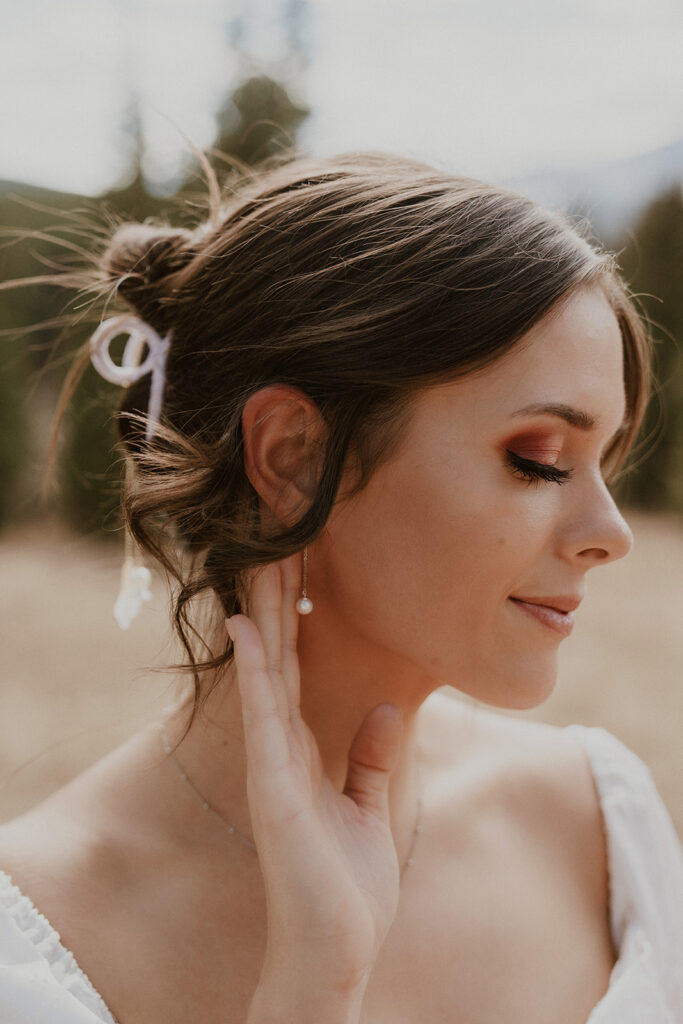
[241,385,326,528]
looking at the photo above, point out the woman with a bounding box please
[0,150,681,1024]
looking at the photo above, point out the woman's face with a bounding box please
[319,285,634,709]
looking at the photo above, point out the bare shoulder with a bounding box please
[420,689,610,910]
[422,689,604,814]
[0,796,127,920]
[0,722,173,894]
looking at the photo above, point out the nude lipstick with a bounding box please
[507,596,577,637]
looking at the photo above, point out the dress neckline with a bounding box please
[0,867,120,1024]
[0,723,664,1024]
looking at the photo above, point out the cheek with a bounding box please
[324,449,542,651]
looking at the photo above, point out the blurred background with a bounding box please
[0,0,681,837]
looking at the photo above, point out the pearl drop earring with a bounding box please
[295,545,313,614]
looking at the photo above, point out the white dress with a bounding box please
[0,724,681,1024]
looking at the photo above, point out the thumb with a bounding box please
[343,703,404,820]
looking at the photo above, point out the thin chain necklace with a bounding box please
[158,715,424,879]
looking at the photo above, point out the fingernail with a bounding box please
[225,617,235,642]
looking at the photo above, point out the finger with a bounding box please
[227,614,290,777]
[247,561,288,720]
[343,704,404,821]
[278,551,303,711]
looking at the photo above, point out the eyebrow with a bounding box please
[509,402,629,440]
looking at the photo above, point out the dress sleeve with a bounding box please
[566,724,683,1021]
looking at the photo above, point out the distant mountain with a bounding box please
[504,136,683,243]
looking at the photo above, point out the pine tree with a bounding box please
[618,186,683,514]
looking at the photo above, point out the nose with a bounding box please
[560,475,634,566]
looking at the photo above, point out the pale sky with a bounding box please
[1,0,682,196]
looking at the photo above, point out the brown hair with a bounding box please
[37,148,653,741]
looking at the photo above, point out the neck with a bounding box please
[159,600,441,871]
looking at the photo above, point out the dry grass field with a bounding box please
[1,511,681,839]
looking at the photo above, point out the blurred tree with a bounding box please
[212,74,309,166]
[0,184,86,525]
[56,366,124,537]
[54,90,167,539]
[103,92,169,223]
[618,186,683,514]
[0,332,30,529]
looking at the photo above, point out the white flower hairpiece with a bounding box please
[89,314,171,628]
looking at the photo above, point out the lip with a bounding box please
[507,596,577,637]
[509,594,582,614]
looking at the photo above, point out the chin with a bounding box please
[505,662,559,710]
[499,683,557,711]
[450,651,559,711]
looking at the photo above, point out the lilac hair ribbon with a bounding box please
[89,313,171,441]
[89,314,171,627]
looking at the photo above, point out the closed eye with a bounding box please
[505,450,574,486]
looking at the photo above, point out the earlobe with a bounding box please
[242,384,324,525]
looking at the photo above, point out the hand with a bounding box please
[227,552,404,1000]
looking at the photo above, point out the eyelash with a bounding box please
[504,449,574,486]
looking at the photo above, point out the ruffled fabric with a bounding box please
[0,870,119,1023]
[564,724,683,1023]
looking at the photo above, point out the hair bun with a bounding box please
[101,223,196,330]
